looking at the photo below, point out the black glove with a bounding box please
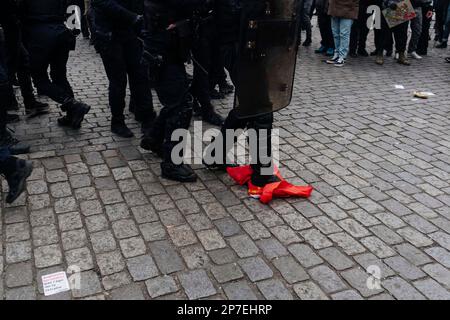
[389,3,398,10]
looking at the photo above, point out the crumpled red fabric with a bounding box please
[227,165,314,204]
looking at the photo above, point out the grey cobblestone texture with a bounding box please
[1,25,450,300]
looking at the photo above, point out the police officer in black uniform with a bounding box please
[0,0,31,155]
[18,0,91,129]
[140,0,211,182]
[91,0,155,138]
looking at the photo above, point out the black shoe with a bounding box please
[6,113,20,123]
[302,38,312,47]
[0,130,31,155]
[210,88,225,100]
[5,159,33,204]
[25,100,50,118]
[161,162,197,183]
[251,172,280,188]
[202,109,225,126]
[370,50,377,56]
[357,48,369,57]
[140,135,163,158]
[436,42,448,49]
[111,121,134,138]
[59,100,90,129]
[219,82,234,95]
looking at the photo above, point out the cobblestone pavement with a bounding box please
[1,26,450,300]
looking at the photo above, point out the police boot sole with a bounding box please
[6,162,33,204]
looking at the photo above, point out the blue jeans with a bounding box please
[331,17,354,59]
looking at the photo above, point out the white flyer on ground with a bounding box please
[42,271,71,296]
[395,85,405,89]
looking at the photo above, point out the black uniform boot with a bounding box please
[58,99,91,129]
[0,129,31,155]
[111,118,134,138]
[24,98,50,118]
[161,162,197,183]
[3,158,33,204]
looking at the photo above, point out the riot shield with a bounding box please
[233,0,301,119]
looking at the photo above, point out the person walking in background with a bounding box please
[407,0,426,59]
[349,0,372,57]
[315,0,335,55]
[417,0,434,55]
[301,0,315,46]
[326,0,359,66]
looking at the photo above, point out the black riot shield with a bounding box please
[233,0,301,119]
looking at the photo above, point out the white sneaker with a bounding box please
[410,51,422,60]
[326,54,339,64]
[334,58,345,67]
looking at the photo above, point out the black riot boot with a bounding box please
[58,99,91,129]
[111,118,134,138]
[0,129,31,155]
[141,111,164,158]
[160,105,197,183]
[2,158,33,204]
[24,97,50,118]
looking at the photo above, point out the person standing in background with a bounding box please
[407,0,426,59]
[315,0,335,55]
[301,0,314,46]
[326,0,359,66]
[417,0,434,55]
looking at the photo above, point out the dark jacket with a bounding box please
[18,0,75,24]
[215,0,241,43]
[328,0,359,19]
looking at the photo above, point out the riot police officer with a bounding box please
[140,0,211,182]
[91,0,155,138]
[18,0,91,129]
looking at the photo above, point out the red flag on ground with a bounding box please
[227,165,314,204]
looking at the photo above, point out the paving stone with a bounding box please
[353,253,395,279]
[185,214,214,232]
[96,250,125,276]
[58,212,83,232]
[5,286,37,300]
[257,279,293,300]
[360,236,396,258]
[271,225,303,245]
[90,230,117,253]
[214,218,242,237]
[149,241,185,274]
[211,263,244,284]
[85,215,109,233]
[145,276,178,298]
[64,247,93,273]
[273,256,309,284]
[394,243,432,266]
[223,280,258,300]
[341,267,384,297]
[423,264,450,289]
[425,247,450,268]
[5,222,30,242]
[338,218,370,238]
[413,279,450,300]
[139,222,167,242]
[62,229,88,251]
[288,243,323,268]
[30,208,55,227]
[309,265,347,294]
[180,245,210,269]
[5,262,33,288]
[126,254,159,281]
[168,224,198,247]
[119,237,147,258]
[228,235,259,258]
[131,205,158,224]
[102,271,132,291]
[112,219,139,239]
[382,277,425,300]
[257,238,289,260]
[300,228,332,249]
[110,284,145,300]
[239,257,273,282]
[397,227,433,247]
[293,281,329,300]
[179,270,217,300]
[72,271,102,298]
[331,290,363,300]
[282,213,312,231]
[318,247,354,271]
[34,245,63,268]
[208,248,238,265]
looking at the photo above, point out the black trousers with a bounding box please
[375,17,409,54]
[0,37,15,133]
[318,12,334,49]
[417,5,433,54]
[98,35,153,123]
[23,24,75,105]
[219,43,273,175]
[350,3,371,53]
[149,62,193,161]
[8,42,36,106]
[192,28,214,109]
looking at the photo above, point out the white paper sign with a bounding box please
[395,85,405,89]
[42,272,71,296]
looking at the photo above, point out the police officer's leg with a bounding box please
[153,63,197,182]
[49,45,75,99]
[99,40,133,138]
[192,36,224,126]
[124,36,155,126]
[247,113,276,187]
[17,43,49,115]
